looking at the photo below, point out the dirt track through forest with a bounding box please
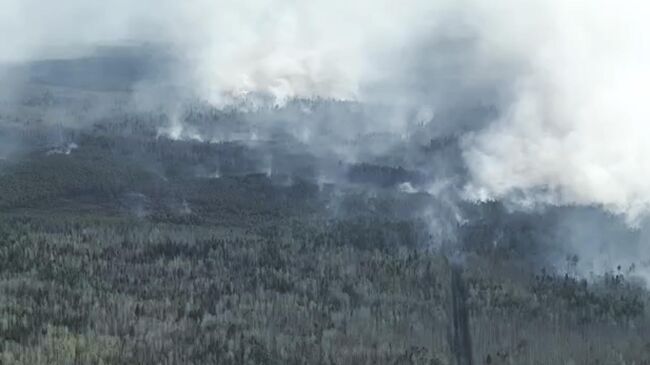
[451,265,474,365]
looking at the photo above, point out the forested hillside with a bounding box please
[0,83,649,364]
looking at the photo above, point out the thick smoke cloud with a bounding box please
[2,0,649,222]
[461,1,650,223]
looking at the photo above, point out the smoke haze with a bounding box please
[2,0,650,258]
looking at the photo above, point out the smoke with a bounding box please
[461,0,650,223]
[167,0,650,222]
[156,0,453,105]
[2,0,650,221]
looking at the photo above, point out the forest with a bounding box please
[0,60,649,364]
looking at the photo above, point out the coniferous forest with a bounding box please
[0,50,649,365]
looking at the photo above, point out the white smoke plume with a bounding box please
[158,0,445,105]
[2,0,649,220]
[460,1,650,222]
